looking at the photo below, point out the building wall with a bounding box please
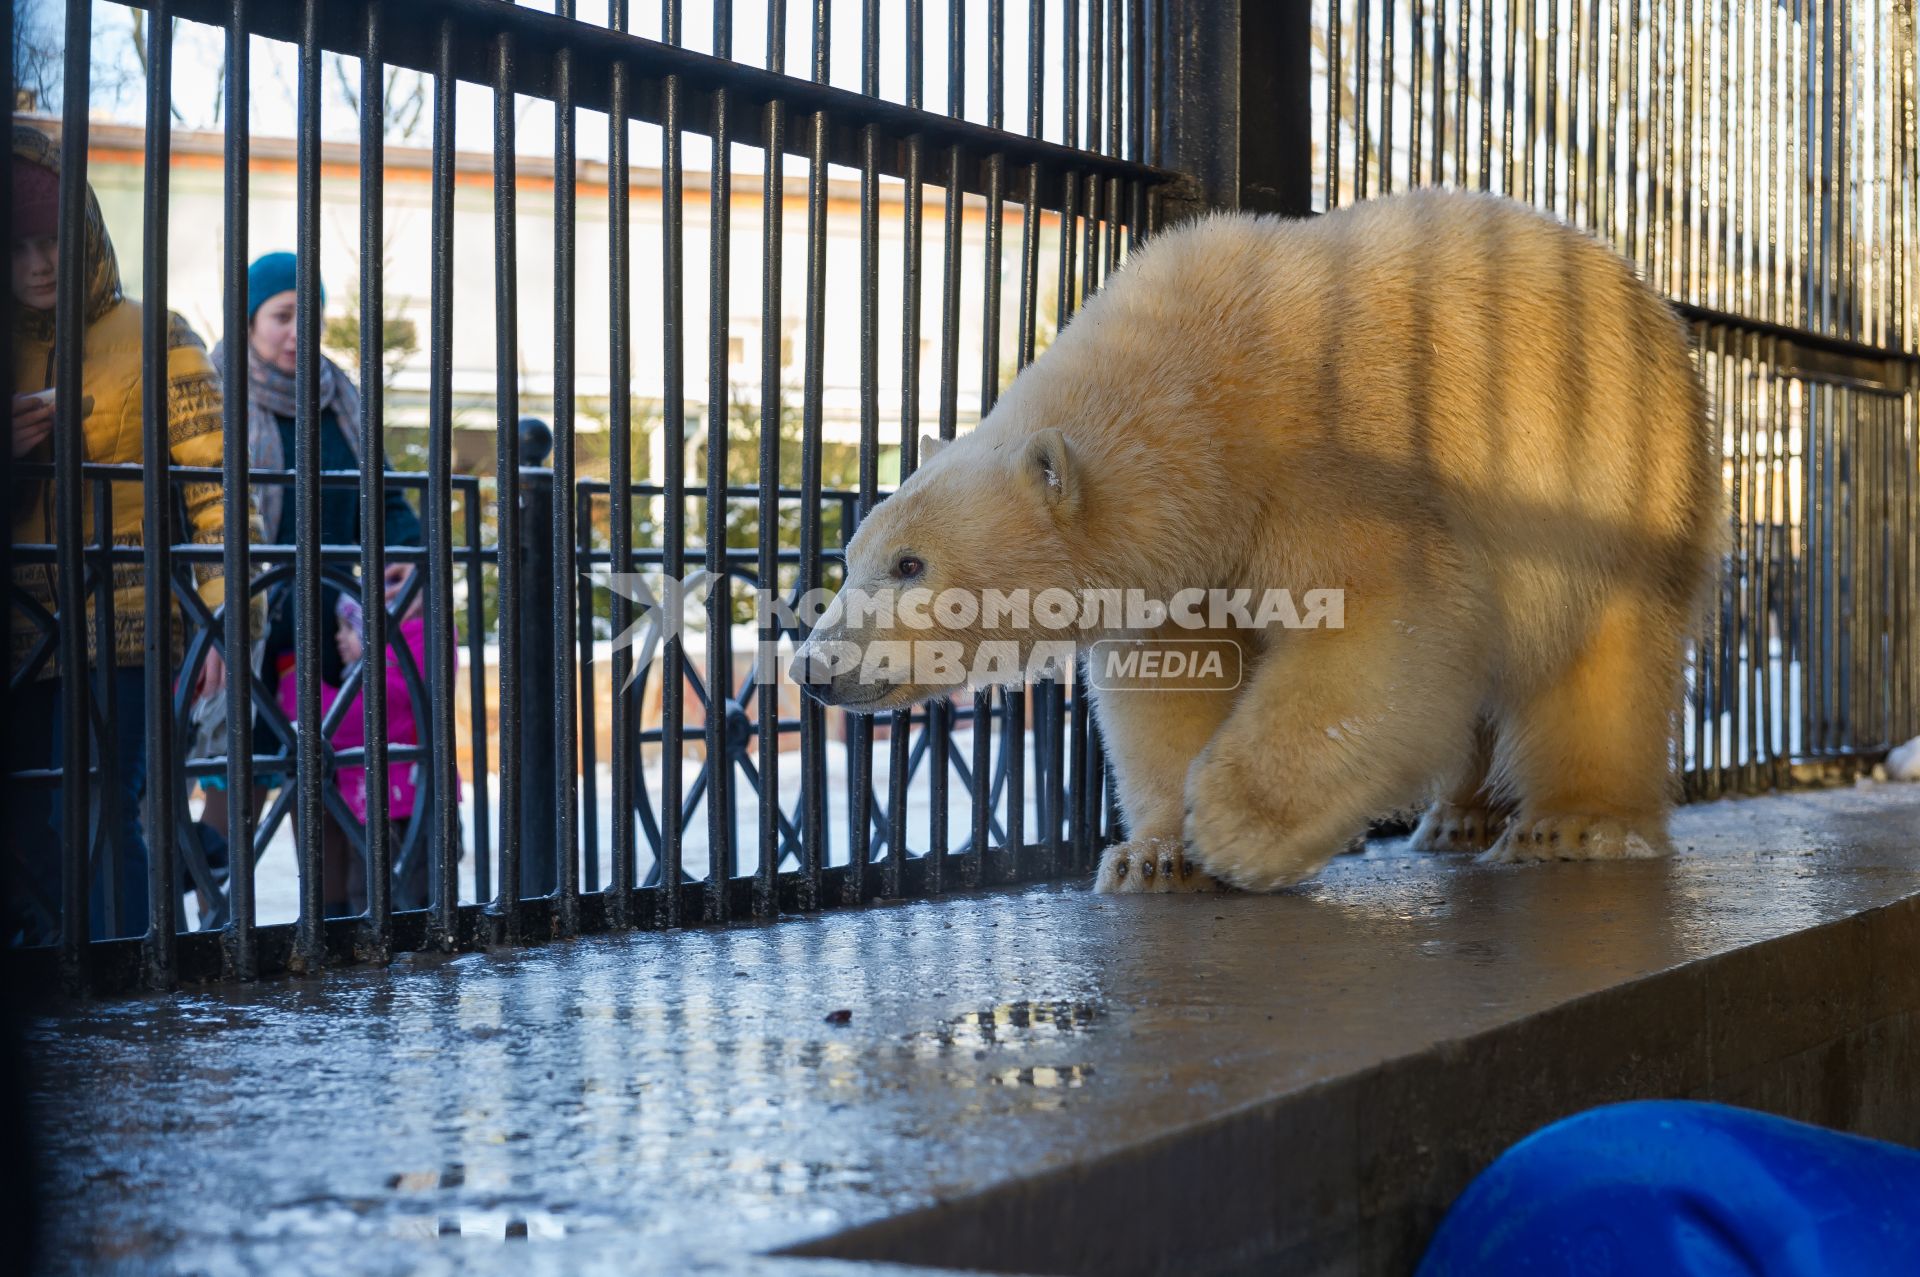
[57,119,1070,476]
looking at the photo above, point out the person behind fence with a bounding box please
[327,562,450,911]
[202,252,424,918]
[5,124,230,945]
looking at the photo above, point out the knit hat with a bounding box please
[13,156,59,240]
[245,251,324,322]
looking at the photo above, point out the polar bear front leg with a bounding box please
[1182,606,1483,891]
[1089,671,1237,894]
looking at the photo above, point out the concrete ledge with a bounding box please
[26,784,1920,1276]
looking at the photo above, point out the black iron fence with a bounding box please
[1316,0,1920,793]
[4,0,1916,994]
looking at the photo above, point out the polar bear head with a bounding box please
[789,423,1089,713]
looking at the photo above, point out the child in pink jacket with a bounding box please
[277,569,454,911]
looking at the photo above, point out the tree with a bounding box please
[331,57,428,143]
[323,285,420,401]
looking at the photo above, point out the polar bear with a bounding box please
[793,189,1716,893]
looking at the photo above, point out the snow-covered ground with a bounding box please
[190,722,1063,928]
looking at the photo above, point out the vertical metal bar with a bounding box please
[1584,0,1600,226]
[1502,0,1517,195]
[1457,0,1472,185]
[51,0,94,982]
[1743,0,1758,317]
[845,0,882,906]
[755,0,786,917]
[1327,0,1342,204]
[1873,0,1887,346]
[889,0,926,901]
[220,0,257,978]
[1830,0,1843,340]
[1796,374,1811,762]
[1014,0,1049,876]
[1715,325,1734,793]
[1049,172,1080,879]
[1606,0,1621,245]
[1088,0,1104,156]
[931,0,965,895]
[577,497,599,892]
[1760,335,1779,777]
[1004,153,1044,873]
[1807,0,1822,333]
[1383,0,1398,192]
[1412,0,1427,185]
[990,0,1006,133]
[140,0,178,987]
[661,0,689,921]
[91,482,120,944]
[1841,381,1856,752]
[1767,0,1780,323]
[359,0,393,952]
[1814,372,1827,768]
[608,0,636,926]
[1481,0,1495,189]
[1680,0,1695,303]
[1545,0,1560,212]
[1130,0,1147,163]
[705,0,736,922]
[1743,332,1760,784]
[463,484,491,904]
[1027,0,1045,138]
[1662,0,1678,291]
[1690,326,1712,793]
[426,18,461,947]
[1788,0,1801,331]
[1434,0,1450,185]
[554,0,582,937]
[1628,0,1643,257]
[799,0,832,909]
[1807,372,1821,761]
[977,151,1008,881]
[291,0,326,971]
[1356,0,1372,199]
[490,25,524,938]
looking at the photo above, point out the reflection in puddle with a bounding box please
[990,1064,1093,1089]
[917,1000,1104,1052]
[389,1210,568,1241]
[386,1164,465,1192]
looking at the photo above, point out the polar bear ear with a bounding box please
[919,434,948,462]
[1022,427,1079,518]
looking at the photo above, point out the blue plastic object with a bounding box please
[1417,1101,1920,1276]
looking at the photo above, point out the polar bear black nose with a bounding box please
[790,648,835,690]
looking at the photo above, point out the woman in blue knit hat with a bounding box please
[200,251,425,918]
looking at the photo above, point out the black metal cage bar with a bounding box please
[4,0,1914,994]
[1316,0,1920,794]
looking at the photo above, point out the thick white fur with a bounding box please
[812,190,1716,892]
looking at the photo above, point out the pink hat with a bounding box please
[13,157,59,241]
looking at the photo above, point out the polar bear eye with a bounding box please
[895,555,926,580]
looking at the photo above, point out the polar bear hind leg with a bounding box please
[1410,716,1513,853]
[1483,592,1681,863]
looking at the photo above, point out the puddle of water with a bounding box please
[925,1000,1105,1050]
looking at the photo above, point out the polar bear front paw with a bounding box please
[1478,814,1670,863]
[1094,839,1223,893]
[1409,801,1508,853]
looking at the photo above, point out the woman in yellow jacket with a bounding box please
[7,125,230,943]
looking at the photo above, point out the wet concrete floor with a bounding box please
[23,782,1920,1275]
